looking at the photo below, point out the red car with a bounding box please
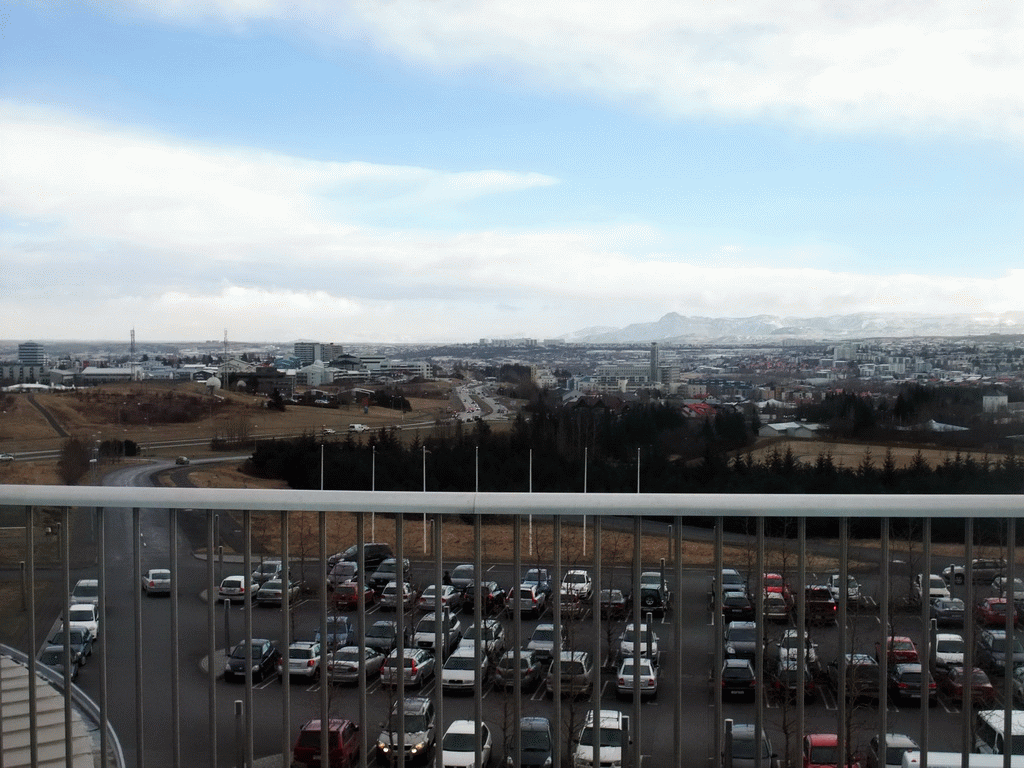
[332,581,375,611]
[803,733,859,768]
[975,597,1017,627]
[938,665,996,707]
[763,572,792,602]
[293,719,360,767]
[875,636,918,665]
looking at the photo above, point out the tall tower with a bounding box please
[649,342,660,385]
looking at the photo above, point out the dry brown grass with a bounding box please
[746,438,1005,470]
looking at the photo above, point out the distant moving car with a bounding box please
[329,542,393,571]
[510,717,553,768]
[441,720,492,768]
[293,719,360,768]
[724,621,759,660]
[376,697,436,766]
[348,423,370,433]
[141,568,171,596]
[720,591,756,623]
[175,455,190,465]
[255,577,301,606]
[70,578,99,606]
[64,604,99,637]
[224,638,280,682]
[48,627,94,664]
[722,658,757,700]
[0,453,15,462]
[730,723,779,768]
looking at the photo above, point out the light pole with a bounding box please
[422,446,429,553]
[371,445,376,541]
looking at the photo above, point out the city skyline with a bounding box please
[4,2,1024,343]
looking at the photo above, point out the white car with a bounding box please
[561,570,593,600]
[934,633,965,668]
[0,453,14,462]
[573,709,629,768]
[912,573,950,603]
[459,619,506,658]
[65,603,99,637]
[616,656,659,699]
[348,423,370,433]
[442,720,492,768]
[218,575,257,602]
[442,645,491,693]
[617,623,659,661]
[141,568,171,596]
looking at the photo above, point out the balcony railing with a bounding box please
[1,485,1022,768]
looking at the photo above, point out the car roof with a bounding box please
[873,734,918,748]
[807,734,839,746]
[393,696,431,713]
[584,709,624,726]
[445,720,480,735]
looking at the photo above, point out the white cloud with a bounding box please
[3,100,1023,342]
[114,0,1024,142]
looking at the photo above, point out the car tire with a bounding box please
[955,574,965,585]
[644,596,655,607]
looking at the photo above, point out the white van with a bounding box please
[975,710,1024,756]
[903,751,1024,768]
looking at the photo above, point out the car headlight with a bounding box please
[411,740,428,753]
[378,742,391,753]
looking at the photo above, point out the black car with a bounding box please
[365,620,400,654]
[827,653,880,701]
[515,717,554,768]
[930,597,966,626]
[722,658,757,700]
[766,658,816,703]
[328,542,394,571]
[369,558,411,592]
[976,629,1024,675]
[600,589,631,620]
[224,638,281,683]
[464,580,507,615]
[721,591,756,623]
[887,663,936,706]
[48,627,94,664]
[638,584,671,616]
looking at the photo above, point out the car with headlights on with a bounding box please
[326,645,385,684]
[376,697,435,766]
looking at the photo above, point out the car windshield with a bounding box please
[937,638,964,653]
[231,643,264,660]
[565,573,586,584]
[522,730,550,751]
[368,625,395,638]
[68,607,93,621]
[73,584,97,598]
[579,726,623,748]
[443,732,480,751]
[333,650,360,663]
[620,661,650,676]
[891,640,914,651]
[733,736,769,759]
[532,629,553,642]
[728,628,757,642]
[41,651,63,665]
[392,715,428,733]
[810,746,839,764]
[445,656,478,670]
[289,648,313,659]
[724,595,748,606]
[466,626,495,641]
[417,620,438,633]
[622,628,652,643]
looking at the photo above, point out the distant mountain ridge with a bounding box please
[566,312,1024,343]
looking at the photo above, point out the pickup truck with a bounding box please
[804,586,838,625]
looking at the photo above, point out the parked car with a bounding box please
[417,583,463,613]
[721,658,757,700]
[251,559,283,586]
[638,581,671,616]
[616,656,658,699]
[413,611,462,658]
[449,564,476,591]
[517,584,548,617]
[376,697,436,766]
[942,558,1006,585]
[39,644,79,682]
[724,621,759,660]
[561,569,593,601]
[714,568,747,597]
[279,640,322,683]
[875,636,919,666]
[326,560,358,589]
[314,615,354,651]
[464,580,507,615]
[379,580,418,611]
[218,575,257,603]
[520,568,552,597]
[64,603,99,637]
[545,650,595,698]
[912,573,951,603]
[508,717,553,768]
[48,627,94,665]
[293,718,360,768]
[766,658,816,703]
[460,619,507,659]
[599,588,630,620]
[825,573,861,604]
[332,580,374,611]
[721,591,756,623]
[941,665,996,707]
[730,723,779,768]
[763,591,791,623]
[224,638,280,682]
[325,645,385,684]
[992,576,1024,599]
[370,558,412,592]
[804,586,838,625]
[886,662,936,706]
[527,623,566,663]
[364,620,400,654]
[803,733,858,768]
[617,622,659,662]
[441,645,491,693]
[827,653,881,702]
[572,709,629,768]
[141,568,171,596]
[70,578,99,606]
[866,734,919,768]
[975,597,1017,627]
[976,628,1024,675]
[441,720,492,768]
[255,577,301,606]
[494,649,543,691]
[777,628,819,671]
[329,542,393,571]
[380,647,436,689]
[934,633,965,668]
[930,598,966,626]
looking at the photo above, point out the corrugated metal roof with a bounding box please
[1,655,95,768]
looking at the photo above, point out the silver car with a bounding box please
[326,646,385,684]
[380,648,436,689]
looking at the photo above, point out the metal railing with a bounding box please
[1,485,1022,768]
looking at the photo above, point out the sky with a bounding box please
[3,1,1024,343]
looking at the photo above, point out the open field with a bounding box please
[745,437,1007,470]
